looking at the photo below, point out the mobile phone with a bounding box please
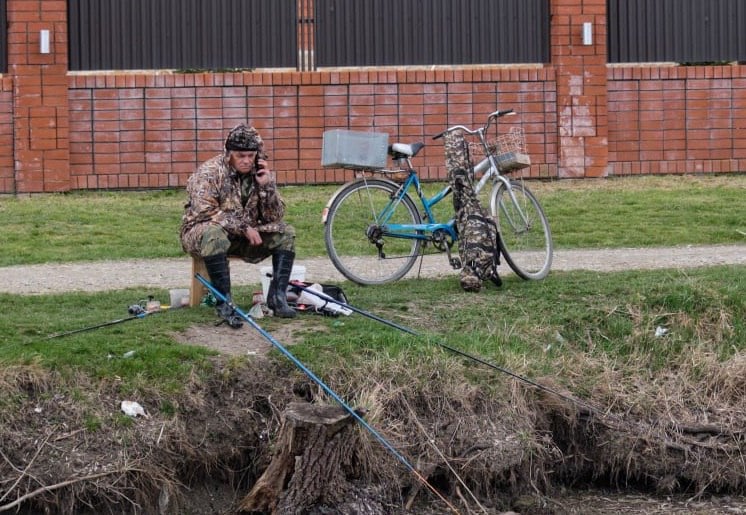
[253,154,269,180]
[255,153,265,170]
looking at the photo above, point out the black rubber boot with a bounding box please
[202,254,243,329]
[266,250,297,318]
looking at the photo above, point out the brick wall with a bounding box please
[551,0,608,178]
[66,69,558,190]
[6,0,69,193]
[1,0,746,193]
[608,66,746,174]
[0,78,14,192]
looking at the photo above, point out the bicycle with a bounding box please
[321,109,553,285]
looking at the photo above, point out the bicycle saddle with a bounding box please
[389,142,424,159]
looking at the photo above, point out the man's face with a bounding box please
[229,150,258,174]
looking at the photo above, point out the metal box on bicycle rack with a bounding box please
[321,130,389,170]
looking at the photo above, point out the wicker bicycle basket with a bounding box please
[469,127,531,172]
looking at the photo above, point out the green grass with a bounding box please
[0,174,744,403]
[537,176,746,248]
[0,186,340,266]
[1,174,744,266]
[2,289,217,395]
[3,265,742,399]
[322,265,743,355]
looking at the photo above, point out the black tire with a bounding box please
[490,179,553,280]
[324,179,422,285]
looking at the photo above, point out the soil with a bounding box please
[2,246,746,514]
[176,321,292,357]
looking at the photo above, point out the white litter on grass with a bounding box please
[248,303,264,318]
[121,400,149,418]
[122,350,136,358]
[655,326,669,338]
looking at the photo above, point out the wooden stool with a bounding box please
[189,255,245,307]
[189,256,210,307]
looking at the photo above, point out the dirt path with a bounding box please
[1,244,744,295]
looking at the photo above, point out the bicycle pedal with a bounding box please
[449,258,462,269]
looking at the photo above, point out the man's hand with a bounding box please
[254,159,272,187]
[244,226,263,246]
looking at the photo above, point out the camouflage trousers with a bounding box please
[190,223,295,263]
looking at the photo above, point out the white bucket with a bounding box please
[260,265,306,301]
[169,288,190,308]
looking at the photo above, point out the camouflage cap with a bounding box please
[224,124,263,152]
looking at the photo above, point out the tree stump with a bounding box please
[239,402,361,514]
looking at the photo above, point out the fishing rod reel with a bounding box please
[128,295,161,315]
[127,304,146,316]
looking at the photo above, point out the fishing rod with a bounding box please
[289,280,608,419]
[194,273,459,514]
[45,305,150,340]
[45,302,172,340]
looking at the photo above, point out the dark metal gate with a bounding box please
[313,0,549,67]
[68,0,298,71]
[608,0,746,63]
[0,0,6,72]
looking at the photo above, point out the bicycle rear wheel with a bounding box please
[324,179,423,285]
[490,179,553,280]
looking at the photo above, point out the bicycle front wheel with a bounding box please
[324,179,423,285]
[490,179,553,280]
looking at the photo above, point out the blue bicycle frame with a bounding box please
[378,171,458,242]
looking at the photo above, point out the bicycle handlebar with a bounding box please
[432,125,474,140]
[432,108,515,140]
[493,109,515,118]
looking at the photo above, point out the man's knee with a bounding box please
[199,225,231,256]
[258,226,295,254]
[273,225,296,253]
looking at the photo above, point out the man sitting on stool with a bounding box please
[180,124,297,327]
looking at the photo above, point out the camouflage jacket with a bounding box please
[180,154,287,254]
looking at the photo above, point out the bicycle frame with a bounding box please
[350,149,511,246]
[322,109,514,238]
[474,152,531,230]
[375,171,456,242]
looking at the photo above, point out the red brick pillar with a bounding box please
[550,0,608,178]
[8,0,70,192]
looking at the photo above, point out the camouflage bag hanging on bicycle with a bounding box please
[444,130,502,292]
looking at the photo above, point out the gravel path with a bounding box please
[1,244,744,295]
